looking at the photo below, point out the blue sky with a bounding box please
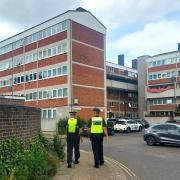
[1,0,180,67]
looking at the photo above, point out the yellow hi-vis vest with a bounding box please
[91,117,103,134]
[68,118,77,133]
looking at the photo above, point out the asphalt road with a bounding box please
[81,132,180,180]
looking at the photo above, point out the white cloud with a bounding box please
[0,22,19,41]
[111,20,180,65]
[82,0,180,31]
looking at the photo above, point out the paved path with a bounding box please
[53,151,138,180]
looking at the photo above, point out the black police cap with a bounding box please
[93,107,100,113]
[69,111,77,114]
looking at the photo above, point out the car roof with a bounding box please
[152,123,180,127]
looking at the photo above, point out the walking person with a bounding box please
[66,111,82,168]
[88,108,109,168]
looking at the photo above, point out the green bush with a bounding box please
[46,151,59,177]
[57,117,68,135]
[0,138,49,180]
[53,135,65,160]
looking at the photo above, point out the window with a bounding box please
[42,110,47,119]
[43,71,47,78]
[162,73,166,78]
[166,125,178,131]
[29,74,33,81]
[53,69,57,76]
[33,53,37,61]
[21,76,24,83]
[158,99,162,104]
[43,91,47,99]
[149,75,153,80]
[48,110,52,118]
[53,89,57,98]
[47,48,51,56]
[62,43,67,52]
[158,74,161,79]
[153,74,157,80]
[57,45,62,54]
[39,72,43,79]
[62,21,67,30]
[58,89,62,97]
[48,70,52,77]
[63,88,68,97]
[43,50,47,58]
[62,66,67,74]
[52,47,57,55]
[39,91,42,99]
[33,92,37,100]
[38,51,42,59]
[33,73,37,80]
[57,67,62,75]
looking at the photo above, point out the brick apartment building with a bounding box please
[138,44,180,123]
[106,56,138,118]
[0,7,106,132]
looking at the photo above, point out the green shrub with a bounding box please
[46,151,59,176]
[57,117,67,135]
[53,135,65,160]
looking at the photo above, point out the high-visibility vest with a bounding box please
[68,118,77,133]
[91,117,103,134]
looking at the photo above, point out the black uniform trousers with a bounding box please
[67,135,80,164]
[90,135,104,166]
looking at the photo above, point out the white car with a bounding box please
[114,119,142,133]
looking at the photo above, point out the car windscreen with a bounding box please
[116,121,126,125]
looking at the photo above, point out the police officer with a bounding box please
[88,108,109,168]
[66,111,82,168]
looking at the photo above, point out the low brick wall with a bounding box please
[0,104,41,142]
[0,96,25,106]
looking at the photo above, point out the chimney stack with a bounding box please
[118,54,124,66]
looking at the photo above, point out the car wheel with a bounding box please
[127,127,131,133]
[139,126,142,132]
[146,136,156,146]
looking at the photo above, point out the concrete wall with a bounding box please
[0,104,41,142]
[144,116,169,125]
[138,55,150,118]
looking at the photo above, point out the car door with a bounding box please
[133,121,139,131]
[152,125,168,141]
[166,124,180,143]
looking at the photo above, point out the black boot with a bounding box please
[68,164,72,168]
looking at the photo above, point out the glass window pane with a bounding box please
[48,49,51,56]
[57,45,62,54]
[48,110,52,118]
[53,89,57,97]
[62,21,67,30]
[63,88,68,97]
[43,110,47,119]
[39,72,42,79]
[39,91,42,99]
[62,66,67,74]
[53,109,56,118]
[52,47,56,55]
[62,43,67,52]
[48,70,52,77]
[43,50,47,58]
[58,89,62,97]
[53,69,57,76]
[43,71,47,78]
[43,91,47,99]
[57,67,62,75]
[38,51,42,59]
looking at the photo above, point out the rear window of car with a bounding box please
[152,125,168,130]
[116,121,126,125]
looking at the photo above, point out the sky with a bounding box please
[1,0,180,67]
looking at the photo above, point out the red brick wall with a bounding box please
[73,86,104,106]
[150,104,176,111]
[76,108,105,120]
[72,63,104,87]
[72,21,104,49]
[25,98,68,108]
[148,78,173,85]
[148,64,176,72]
[0,104,41,142]
[72,41,104,68]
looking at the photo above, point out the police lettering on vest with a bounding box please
[91,117,103,134]
[68,118,77,133]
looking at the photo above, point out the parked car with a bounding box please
[166,119,180,125]
[144,123,180,146]
[134,119,150,128]
[114,119,142,133]
[107,118,117,126]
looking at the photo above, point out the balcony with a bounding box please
[107,79,137,91]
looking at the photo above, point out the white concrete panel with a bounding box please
[107,79,137,91]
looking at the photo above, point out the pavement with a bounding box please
[52,150,136,180]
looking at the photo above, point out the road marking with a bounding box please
[81,150,140,180]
